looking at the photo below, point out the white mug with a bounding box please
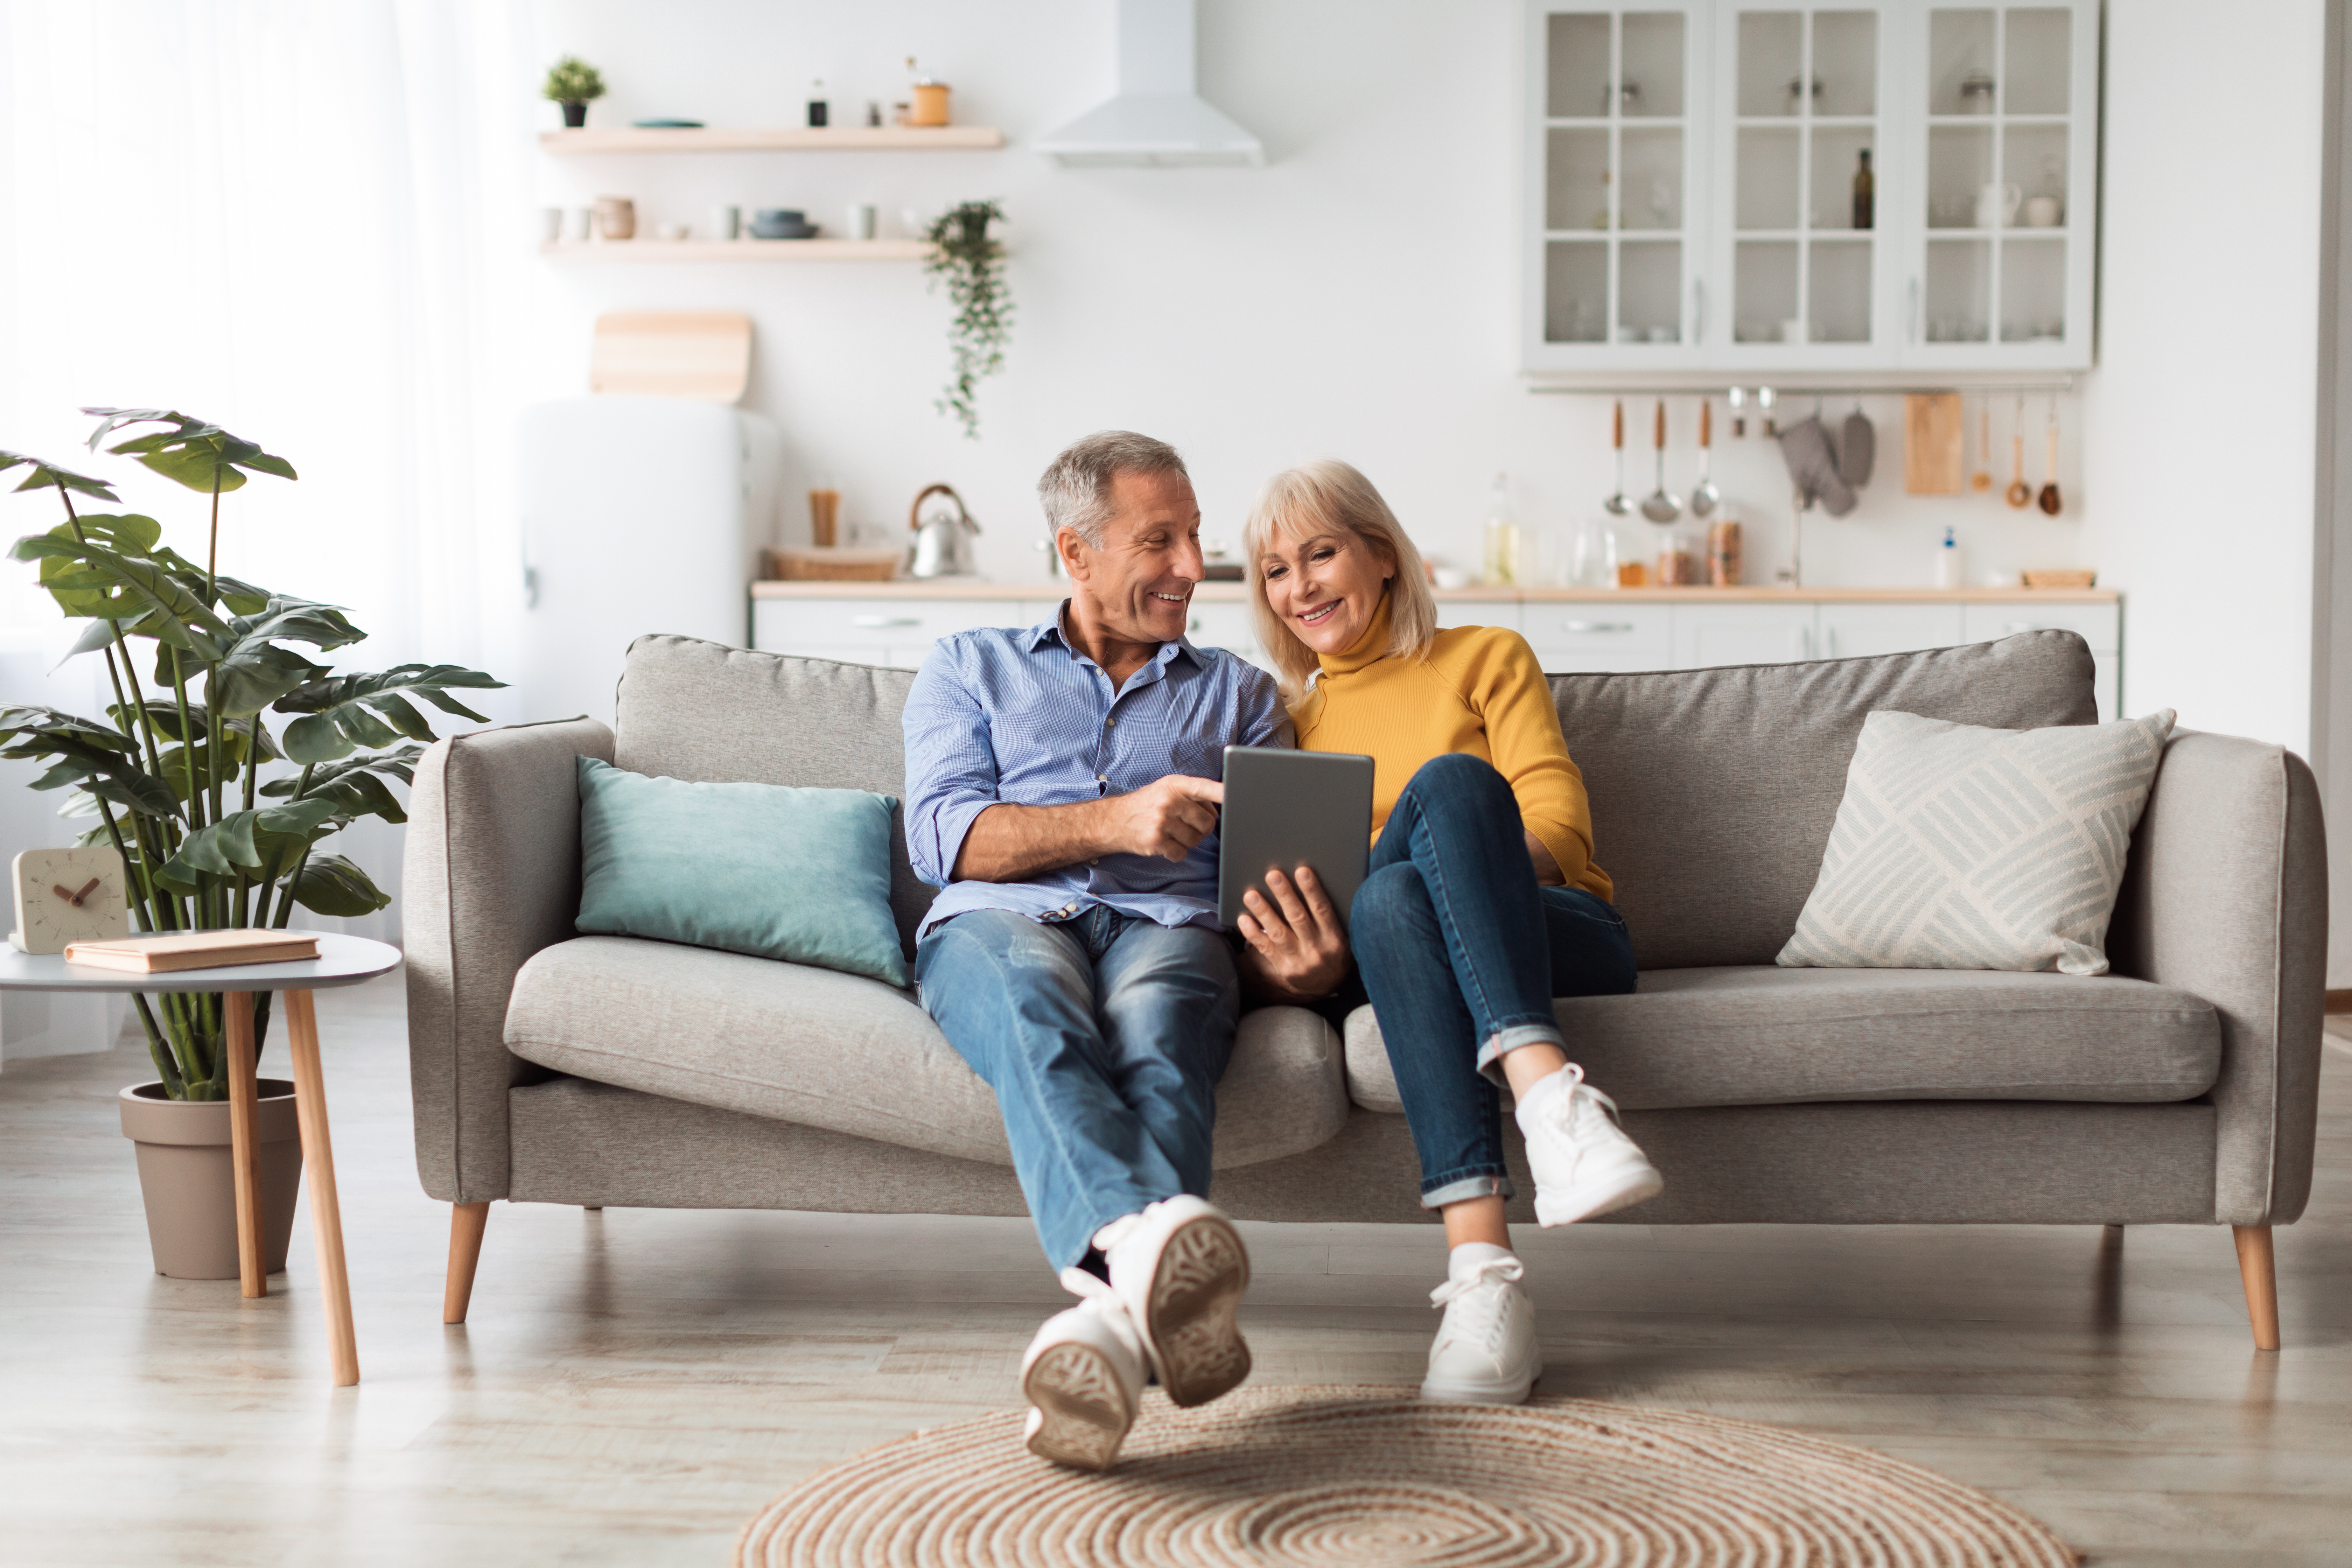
[2023,195,2063,228]
[710,204,741,241]
[1779,316,1806,344]
[1975,181,2022,229]
[848,202,877,241]
[540,206,565,245]
[568,206,594,243]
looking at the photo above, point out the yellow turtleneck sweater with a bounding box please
[1292,595,1612,902]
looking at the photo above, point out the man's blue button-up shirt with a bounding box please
[902,607,1288,939]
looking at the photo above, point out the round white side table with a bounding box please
[0,932,401,1386]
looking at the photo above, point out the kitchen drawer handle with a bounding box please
[851,615,923,628]
[1561,620,1636,634]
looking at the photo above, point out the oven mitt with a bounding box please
[1777,415,1856,517]
[1839,409,1876,487]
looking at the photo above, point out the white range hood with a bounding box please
[1035,0,1264,168]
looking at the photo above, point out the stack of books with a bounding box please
[62,930,320,974]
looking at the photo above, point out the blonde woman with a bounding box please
[1231,460,1660,1405]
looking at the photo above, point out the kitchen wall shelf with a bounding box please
[540,239,935,262]
[1524,0,2098,380]
[538,127,1006,154]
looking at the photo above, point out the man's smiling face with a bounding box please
[1063,469,1205,646]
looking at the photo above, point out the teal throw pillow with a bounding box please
[575,757,909,987]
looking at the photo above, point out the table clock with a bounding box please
[10,846,131,954]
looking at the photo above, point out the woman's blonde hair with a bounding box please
[1243,460,1438,699]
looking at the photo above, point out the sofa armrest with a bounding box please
[405,716,615,1203]
[2109,729,2328,1225]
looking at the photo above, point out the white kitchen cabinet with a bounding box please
[1814,600,1964,657]
[1524,600,1675,671]
[749,595,1054,671]
[1436,599,1527,633]
[1667,599,1814,665]
[1524,0,2097,376]
[1959,598,2114,650]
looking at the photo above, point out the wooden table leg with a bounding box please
[286,989,360,1386]
[223,990,264,1300]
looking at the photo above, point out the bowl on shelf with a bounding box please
[748,208,817,239]
[632,118,705,129]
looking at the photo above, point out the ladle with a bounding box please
[2036,397,2063,515]
[1640,400,1682,523]
[2004,396,2033,509]
[1690,399,1720,518]
[1604,400,1633,516]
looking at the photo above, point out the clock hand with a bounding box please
[51,883,76,903]
[71,877,100,907]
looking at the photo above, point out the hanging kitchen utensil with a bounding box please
[1970,395,1994,493]
[2005,396,2032,508]
[1778,415,1856,517]
[1728,386,1748,439]
[1640,400,1682,523]
[1690,399,1721,518]
[909,482,982,577]
[1902,393,1964,495]
[1758,385,1779,438]
[1604,400,1633,516]
[1839,401,1876,488]
[2037,397,2063,516]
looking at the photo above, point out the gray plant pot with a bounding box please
[118,1080,303,1280]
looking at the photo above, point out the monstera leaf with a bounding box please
[0,704,176,817]
[0,449,119,501]
[263,745,421,825]
[155,797,337,890]
[80,408,296,494]
[11,526,228,657]
[273,665,502,763]
[289,853,391,917]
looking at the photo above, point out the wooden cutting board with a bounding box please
[1903,393,1965,495]
[589,312,751,402]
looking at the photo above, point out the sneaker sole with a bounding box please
[1420,1360,1542,1405]
[1021,1342,1133,1471]
[1144,1213,1252,1407]
[1533,1161,1664,1227]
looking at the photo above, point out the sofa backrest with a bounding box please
[1553,630,2096,968]
[614,629,2097,968]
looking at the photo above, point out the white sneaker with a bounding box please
[1094,1196,1252,1407]
[1421,1245,1542,1404]
[1020,1284,1148,1471]
[1518,1063,1664,1227]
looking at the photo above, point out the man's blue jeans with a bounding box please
[916,905,1240,1268]
[1342,752,1638,1209]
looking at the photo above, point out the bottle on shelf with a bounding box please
[807,79,829,128]
[1852,149,1874,231]
[1935,526,1965,589]
[1483,473,1521,588]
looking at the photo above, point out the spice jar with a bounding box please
[1656,534,1699,586]
[1707,520,1742,587]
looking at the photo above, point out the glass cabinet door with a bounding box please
[1713,3,1893,365]
[1904,3,2093,368]
[1527,3,1704,369]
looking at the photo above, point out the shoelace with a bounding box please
[1057,1267,1152,1368]
[1428,1256,1526,1357]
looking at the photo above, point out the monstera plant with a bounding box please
[0,408,502,1100]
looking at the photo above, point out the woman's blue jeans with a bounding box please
[1339,752,1638,1209]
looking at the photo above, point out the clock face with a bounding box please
[12,846,131,955]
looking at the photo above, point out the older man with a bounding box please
[902,432,1286,1471]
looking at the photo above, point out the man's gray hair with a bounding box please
[1037,430,1189,547]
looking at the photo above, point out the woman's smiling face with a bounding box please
[1258,526,1394,658]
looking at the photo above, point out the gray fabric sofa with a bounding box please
[405,630,2326,1348]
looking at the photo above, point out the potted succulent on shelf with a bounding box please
[0,410,503,1278]
[924,200,1013,440]
[543,54,607,129]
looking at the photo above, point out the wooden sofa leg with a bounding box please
[444,1202,491,1325]
[2233,1224,2280,1351]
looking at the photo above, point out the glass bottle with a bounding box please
[1482,473,1520,587]
[807,78,829,128]
[1852,149,1874,231]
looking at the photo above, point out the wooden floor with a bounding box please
[3,976,2350,1566]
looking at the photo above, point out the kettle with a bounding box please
[908,483,981,578]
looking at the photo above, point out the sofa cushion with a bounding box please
[504,936,1348,1169]
[1340,964,2221,1114]
[1551,630,2099,970]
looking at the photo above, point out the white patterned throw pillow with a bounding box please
[1777,707,2177,976]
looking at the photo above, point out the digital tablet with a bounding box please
[1217,746,1376,930]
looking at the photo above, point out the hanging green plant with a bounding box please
[924,200,1012,440]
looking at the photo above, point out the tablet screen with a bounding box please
[1216,746,1375,929]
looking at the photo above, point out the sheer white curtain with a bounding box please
[0,1,537,975]
[0,0,534,670]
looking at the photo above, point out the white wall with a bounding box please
[2078,0,2330,754]
[523,0,2104,639]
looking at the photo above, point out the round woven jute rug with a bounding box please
[735,1385,2079,1567]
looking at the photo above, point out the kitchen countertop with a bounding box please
[752,581,2117,603]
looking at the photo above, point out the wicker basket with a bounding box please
[2020,568,2096,589]
[764,547,904,582]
